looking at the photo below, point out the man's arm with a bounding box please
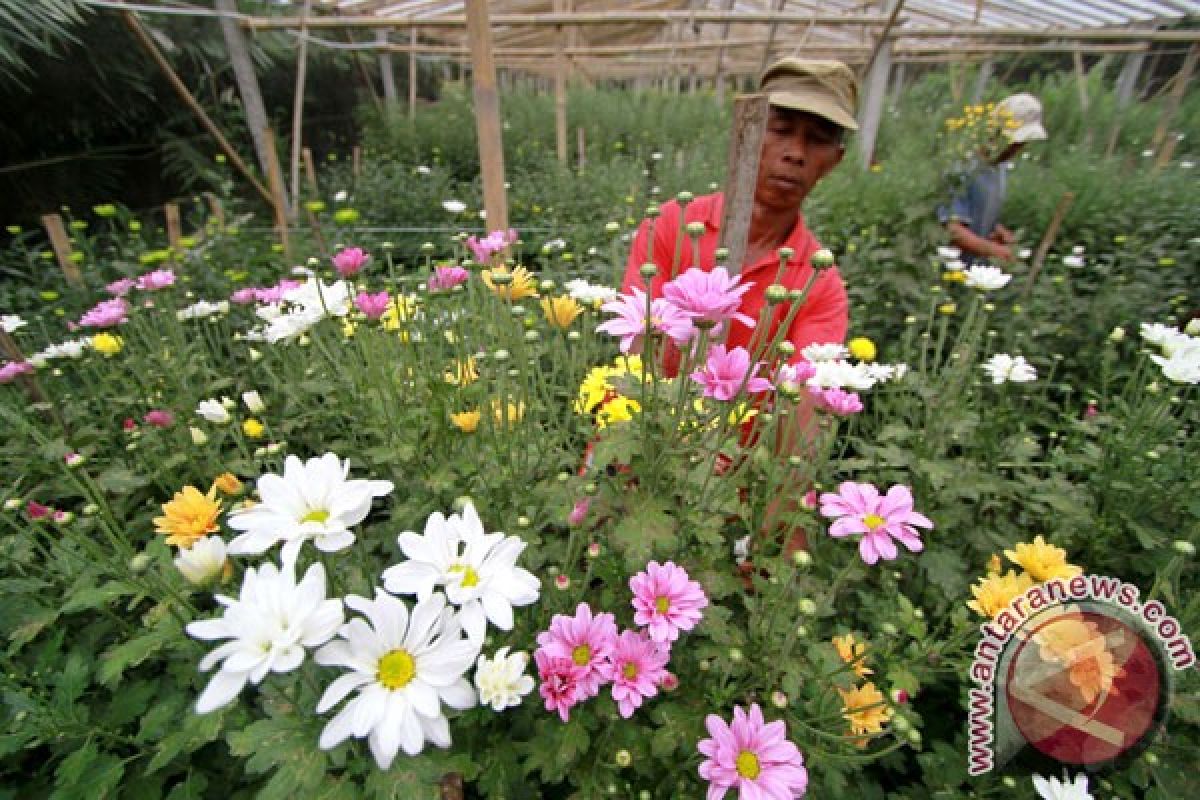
[947,220,1013,262]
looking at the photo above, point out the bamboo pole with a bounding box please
[465,0,509,233]
[712,0,736,104]
[215,0,272,183]
[759,0,789,77]
[244,12,895,30]
[377,28,397,105]
[719,94,769,276]
[554,0,568,165]
[1153,134,1180,171]
[863,0,906,78]
[409,27,417,119]
[262,129,291,259]
[40,214,83,288]
[1150,42,1198,153]
[204,193,226,231]
[289,0,312,219]
[0,330,49,408]
[122,10,274,209]
[302,147,319,193]
[1025,192,1075,299]
[164,202,182,258]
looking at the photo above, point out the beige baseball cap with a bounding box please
[758,58,860,131]
[997,93,1047,143]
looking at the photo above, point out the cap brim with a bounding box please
[768,89,859,131]
[1009,123,1047,143]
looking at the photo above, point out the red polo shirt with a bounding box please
[622,192,848,375]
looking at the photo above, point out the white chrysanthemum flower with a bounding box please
[864,363,908,383]
[1151,342,1200,384]
[564,278,618,305]
[29,339,88,366]
[1,314,26,334]
[964,265,1012,291]
[1061,255,1085,268]
[186,560,343,713]
[807,359,877,391]
[474,646,535,712]
[382,502,540,643]
[936,246,961,260]
[1033,772,1093,800]
[1185,319,1200,337]
[801,342,850,363]
[195,399,231,424]
[315,591,478,769]
[981,353,1037,384]
[177,300,229,320]
[943,258,966,272]
[226,453,394,565]
[442,199,466,214]
[175,535,228,586]
[1139,322,1193,356]
[284,277,352,317]
[242,390,266,413]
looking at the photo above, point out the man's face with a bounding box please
[755,107,845,210]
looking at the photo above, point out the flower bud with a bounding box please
[727,647,743,663]
[130,552,152,573]
[555,574,570,591]
[645,205,660,219]
[685,221,705,238]
[1001,776,1017,789]
[639,263,657,279]
[1173,540,1195,557]
[524,330,540,343]
[189,427,208,445]
[794,625,808,638]
[614,749,633,768]
[890,688,909,704]
[765,284,788,304]
[3,498,20,511]
[493,349,510,362]
[420,242,435,253]
[770,691,789,709]
[676,190,694,204]
[1143,752,1159,766]
[605,222,620,234]
[82,503,100,516]
[797,597,817,615]
[452,495,474,512]
[792,550,812,568]
[777,341,795,358]
[881,622,899,636]
[714,247,729,262]
[587,542,601,558]
[811,248,835,270]
[1109,326,1126,342]
[893,715,911,733]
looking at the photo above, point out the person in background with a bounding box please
[940,93,1047,263]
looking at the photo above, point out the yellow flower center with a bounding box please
[735,750,761,779]
[571,644,591,666]
[301,509,330,524]
[622,662,638,680]
[448,564,480,588]
[863,514,886,530]
[655,596,670,614]
[378,649,416,690]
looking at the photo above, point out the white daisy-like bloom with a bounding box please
[177,299,229,320]
[801,342,850,363]
[187,560,343,713]
[315,590,478,769]
[565,278,618,305]
[936,246,961,260]
[474,646,535,712]
[1,314,26,334]
[242,390,266,413]
[1071,245,1085,255]
[981,353,1037,384]
[283,276,352,318]
[334,190,349,203]
[226,453,394,565]
[1139,322,1193,356]
[174,535,229,587]
[381,502,540,643]
[807,359,877,391]
[964,265,1012,291]
[1151,341,1200,384]
[442,199,466,214]
[943,258,966,272]
[1032,772,1093,800]
[29,339,89,366]
[195,399,232,424]
[864,362,908,383]
[1061,255,1085,268]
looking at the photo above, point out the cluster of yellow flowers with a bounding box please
[941,102,1020,163]
[575,355,647,429]
[831,634,894,746]
[967,535,1083,618]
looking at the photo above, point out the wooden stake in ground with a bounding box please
[302,147,319,194]
[164,202,182,260]
[719,94,769,276]
[465,0,510,232]
[204,193,226,230]
[40,214,83,288]
[1151,42,1199,153]
[262,129,291,259]
[1025,191,1075,300]
[290,0,314,219]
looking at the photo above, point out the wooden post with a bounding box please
[1153,134,1179,171]
[719,94,769,275]
[352,146,362,178]
[215,0,272,183]
[889,61,906,106]
[164,202,182,250]
[971,59,993,104]
[302,147,319,193]
[409,27,418,119]
[1115,52,1145,109]
[1103,121,1122,158]
[712,0,737,104]
[204,193,226,230]
[576,126,586,170]
[758,0,789,77]
[1025,191,1075,299]
[123,10,273,209]
[554,0,568,165]
[262,129,291,259]
[859,0,903,169]
[465,0,509,232]
[288,0,312,219]
[40,214,83,287]
[377,29,397,106]
[1150,43,1198,153]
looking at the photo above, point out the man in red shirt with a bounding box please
[622,58,858,369]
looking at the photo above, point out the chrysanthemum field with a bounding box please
[1,79,1198,799]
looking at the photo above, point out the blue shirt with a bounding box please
[938,160,1008,238]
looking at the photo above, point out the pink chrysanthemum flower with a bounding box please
[596,288,695,354]
[0,360,34,384]
[26,501,52,520]
[106,278,136,297]
[332,246,369,277]
[135,269,175,291]
[698,703,809,800]
[78,298,129,328]
[819,482,934,565]
[630,560,708,643]
[568,498,591,526]
[535,602,617,698]
[662,267,755,331]
[775,359,817,387]
[255,279,304,305]
[429,265,470,292]
[603,630,670,719]
[354,290,391,319]
[691,344,774,401]
[810,386,864,416]
[230,287,259,305]
[466,229,517,264]
[534,649,585,722]
[143,409,175,428]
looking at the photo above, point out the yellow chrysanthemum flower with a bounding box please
[154,485,222,548]
[491,398,525,428]
[938,302,957,315]
[967,570,1034,618]
[942,270,967,284]
[541,295,583,329]
[92,333,123,356]
[482,266,538,301]
[576,365,618,414]
[211,472,243,495]
[1034,615,1124,706]
[450,410,481,433]
[839,682,893,745]
[380,295,419,330]
[242,418,265,439]
[444,356,479,387]
[847,337,876,362]
[596,395,641,428]
[1005,535,1082,582]
[833,634,873,679]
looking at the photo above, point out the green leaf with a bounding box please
[95,466,149,494]
[50,741,124,800]
[920,548,969,596]
[52,649,90,710]
[61,580,139,614]
[227,715,327,789]
[98,614,179,688]
[6,605,58,652]
[610,494,677,571]
[146,709,227,774]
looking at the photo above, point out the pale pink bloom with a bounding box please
[568,498,591,526]
[801,490,817,510]
[534,649,585,722]
[776,359,817,386]
[819,482,933,566]
[106,278,136,296]
[603,630,670,719]
[64,452,83,467]
[662,267,755,330]
[1084,403,1098,419]
[597,288,695,354]
[429,265,470,292]
[698,703,809,800]
[255,279,303,305]
[466,229,517,264]
[535,602,617,699]
[78,298,129,328]
[354,290,391,319]
[661,672,679,692]
[690,345,773,401]
[230,287,259,304]
[331,246,369,277]
[810,386,864,416]
[135,269,175,291]
[143,409,175,428]
[630,560,708,643]
[0,360,34,384]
